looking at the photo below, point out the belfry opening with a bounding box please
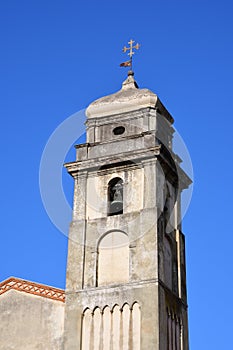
[108,177,123,216]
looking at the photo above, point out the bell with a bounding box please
[108,180,123,215]
[109,199,123,215]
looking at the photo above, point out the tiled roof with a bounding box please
[0,277,65,302]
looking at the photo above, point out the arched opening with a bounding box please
[166,308,182,350]
[81,309,92,350]
[97,231,129,286]
[108,177,123,216]
[112,305,121,348]
[122,304,130,349]
[93,308,101,350]
[102,306,111,349]
[132,302,141,350]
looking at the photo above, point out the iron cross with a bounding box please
[123,39,140,58]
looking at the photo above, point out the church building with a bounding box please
[0,51,191,349]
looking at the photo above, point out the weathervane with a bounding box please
[120,39,140,70]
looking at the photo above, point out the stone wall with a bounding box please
[0,289,64,350]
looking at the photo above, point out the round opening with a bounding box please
[113,126,125,135]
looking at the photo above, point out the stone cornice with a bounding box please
[65,278,188,309]
[65,145,161,174]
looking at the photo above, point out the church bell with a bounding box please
[109,181,123,215]
[109,198,123,215]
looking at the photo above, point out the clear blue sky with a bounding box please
[1,1,233,348]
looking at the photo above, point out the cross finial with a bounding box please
[120,39,140,70]
[123,39,140,59]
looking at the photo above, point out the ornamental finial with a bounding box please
[120,39,140,71]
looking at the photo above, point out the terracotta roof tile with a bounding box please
[0,277,65,302]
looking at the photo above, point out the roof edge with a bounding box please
[0,277,65,303]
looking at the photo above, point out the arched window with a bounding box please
[108,177,123,216]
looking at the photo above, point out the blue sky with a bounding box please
[1,1,233,348]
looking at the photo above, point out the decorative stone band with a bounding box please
[0,277,65,303]
[81,302,141,350]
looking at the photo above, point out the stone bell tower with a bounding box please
[63,70,191,350]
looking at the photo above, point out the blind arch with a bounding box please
[97,231,129,286]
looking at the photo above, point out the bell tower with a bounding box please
[63,70,191,350]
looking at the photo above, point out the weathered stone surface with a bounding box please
[64,73,190,350]
[0,289,64,350]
